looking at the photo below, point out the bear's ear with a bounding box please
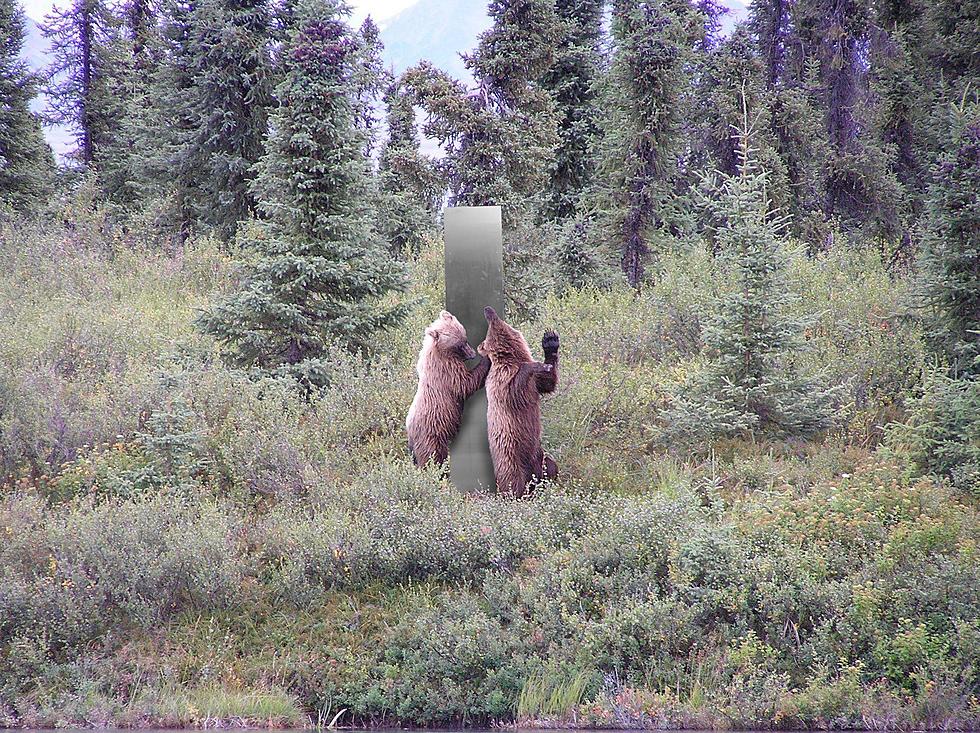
[439,310,453,320]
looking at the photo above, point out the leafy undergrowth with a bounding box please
[1,225,978,729]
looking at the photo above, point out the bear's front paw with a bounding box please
[542,330,559,355]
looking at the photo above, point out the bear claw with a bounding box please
[542,330,559,354]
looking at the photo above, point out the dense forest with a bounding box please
[1,0,979,727]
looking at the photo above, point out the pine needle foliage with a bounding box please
[0,0,54,213]
[918,95,980,379]
[376,80,440,255]
[593,0,692,288]
[668,97,836,441]
[197,0,407,388]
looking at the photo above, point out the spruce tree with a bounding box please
[351,16,389,159]
[748,0,797,87]
[669,104,835,439]
[98,0,160,209]
[551,216,600,290]
[924,0,980,87]
[125,0,155,67]
[198,0,406,387]
[693,27,788,203]
[0,0,54,213]
[180,0,275,239]
[376,80,439,255]
[769,60,830,243]
[42,0,122,167]
[869,25,925,250]
[593,0,692,288]
[540,0,604,221]
[793,0,902,238]
[109,0,199,236]
[404,0,562,227]
[919,98,980,378]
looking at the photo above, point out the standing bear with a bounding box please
[478,306,559,497]
[406,310,490,466]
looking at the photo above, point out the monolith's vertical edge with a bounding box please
[444,206,504,492]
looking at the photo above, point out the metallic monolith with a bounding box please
[444,206,504,492]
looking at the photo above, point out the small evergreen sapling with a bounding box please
[198,0,406,388]
[667,104,836,441]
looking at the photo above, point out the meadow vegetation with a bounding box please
[1,209,977,729]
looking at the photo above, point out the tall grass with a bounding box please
[517,670,592,721]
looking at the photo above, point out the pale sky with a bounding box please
[19,0,417,24]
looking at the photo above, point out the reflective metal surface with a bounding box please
[444,206,504,492]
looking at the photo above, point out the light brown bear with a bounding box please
[406,310,490,466]
[478,306,559,497]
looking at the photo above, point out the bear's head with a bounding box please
[423,310,478,362]
[478,306,532,364]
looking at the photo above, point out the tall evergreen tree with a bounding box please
[0,0,54,213]
[180,0,275,238]
[668,104,835,439]
[919,98,980,378]
[116,0,199,234]
[593,0,693,288]
[198,0,406,387]
[869,24,925,249]
[376,80,439,254]
[127,0,154,61]
[694,27,787,196]
[694,0,726,50]
[924,0,980,88]
[794,0,902,238]
[351,16,389,159]
[42,0,122,166]
[769,58,830,243]
[540,0,604,221]
[748,0,796,86]
[404,0,562,227]
[98,0,162,208]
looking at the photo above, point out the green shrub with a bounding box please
[0,492,243,663]
[888,370,980,496]
[356,591,527,724]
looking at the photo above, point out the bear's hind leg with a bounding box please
[543,454,558,480]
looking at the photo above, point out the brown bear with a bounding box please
[406,310,490,466]
[478,306,559,497]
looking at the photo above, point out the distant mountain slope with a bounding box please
[378,0,489,82]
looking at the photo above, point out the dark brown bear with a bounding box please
[406,310,490,466]
[478,306,559,497]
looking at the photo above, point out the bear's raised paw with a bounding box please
[542,330,559,356]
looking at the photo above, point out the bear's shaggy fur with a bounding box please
[406,310,490,466]
[478,306,559,497]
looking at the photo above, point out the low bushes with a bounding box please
[1,222,976,729]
